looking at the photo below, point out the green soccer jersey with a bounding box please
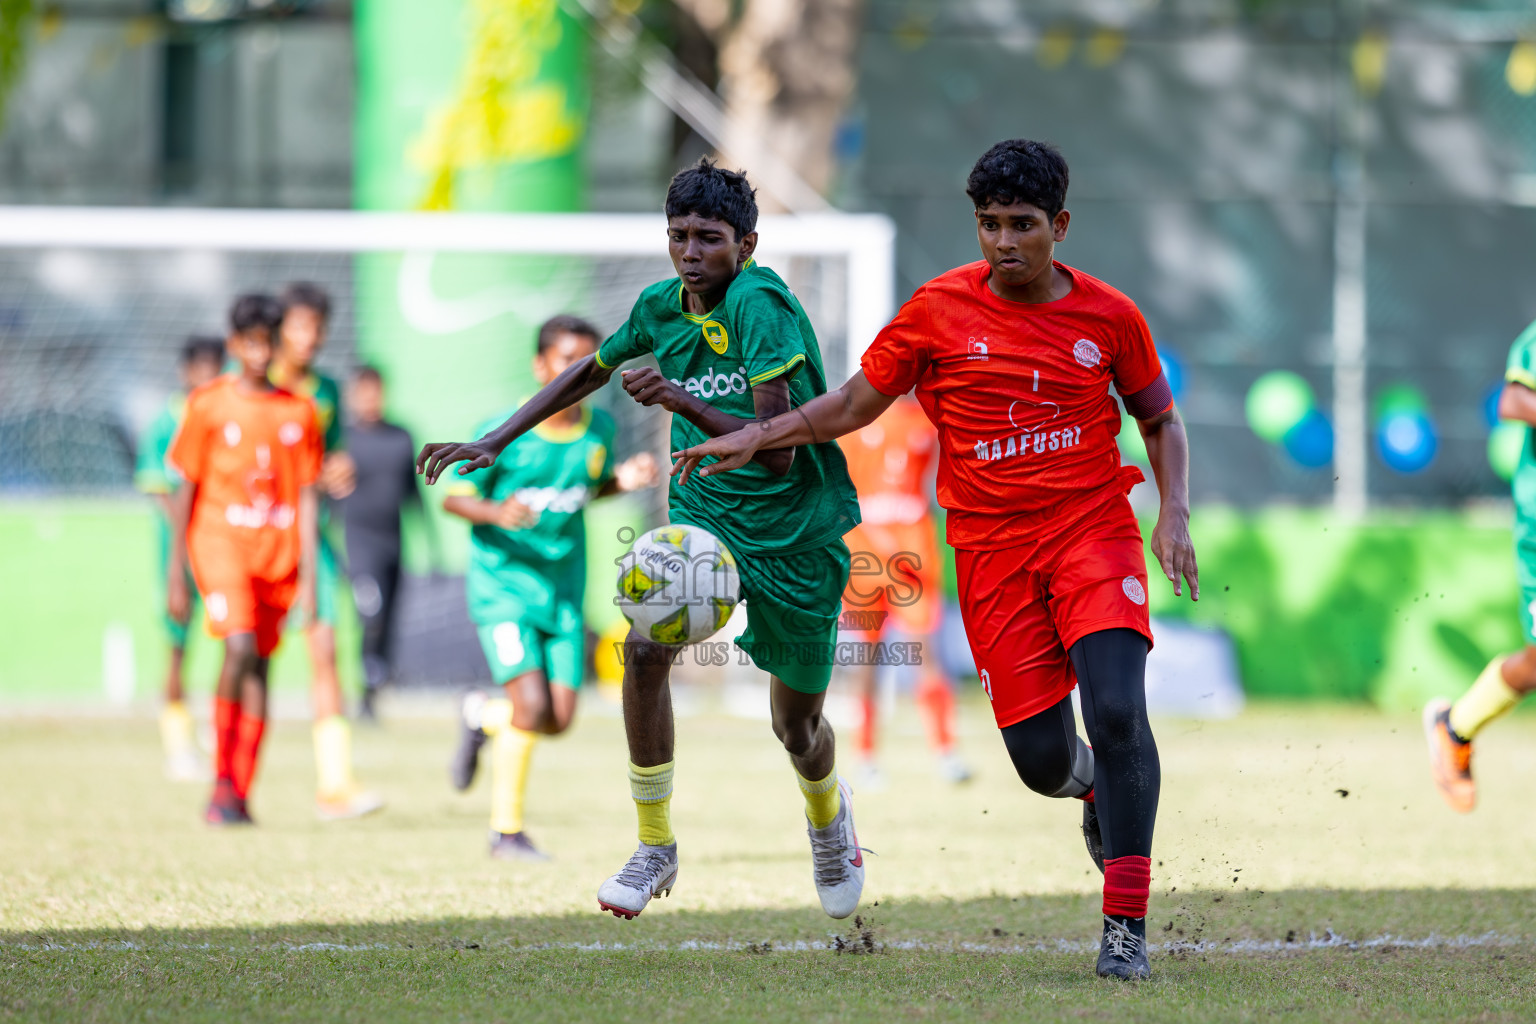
[272,367,344,453]
[1506,321,1536,525]
[135,395,186,498]
[595,261,860,555]
[447,405,617,627]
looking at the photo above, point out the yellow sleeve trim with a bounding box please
[594,348,616,370]
[748,353,806,387]
[1507,368,1536,390]
[443,482,481,497]
[134,473,171,495]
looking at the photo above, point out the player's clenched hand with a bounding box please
[495,498,536,531]
[417,440,498,485]
[166,571,191,625]
[670,428,763,487]
[615,452,660,492]
[620,368,690,413]
[1150,508,1199,601]
[320,451,356,500]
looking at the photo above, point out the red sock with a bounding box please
[914,673,955,752]
[1103,855,1152,919]
[1080,788,1095,803]
[857,692,877,757]
[230,713,267,800]
[213,697,240,782]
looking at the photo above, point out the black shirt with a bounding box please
[342,419,419,540]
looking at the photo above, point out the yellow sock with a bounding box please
[629,761,675,847]
[160,701,195,756]
[480,697,513,735]
[1450,656,1522,741]
[488,725,539,835]
[797,767,841,830]
[313,715,355,799]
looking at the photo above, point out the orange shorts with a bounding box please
[842,519,944,639]
[188,532,298,658]
[955,495,1152,729]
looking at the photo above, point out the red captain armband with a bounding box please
[1121,371,1174,421]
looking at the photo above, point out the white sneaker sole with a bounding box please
[597,867,679,921]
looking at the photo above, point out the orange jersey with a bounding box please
[842,399,938,526]
[168,375,322,582]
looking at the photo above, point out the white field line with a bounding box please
[1,931,1526,956]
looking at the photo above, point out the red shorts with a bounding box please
[955,495,1152,728]
[188,531,298,658]
[842,519,944,640]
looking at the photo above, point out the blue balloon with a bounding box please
[1158,346,1184,400]
[1485,383,1503,429]
[1282,408,1334,468]
[1377,411,1437,473]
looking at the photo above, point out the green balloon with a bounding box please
[1246,371,1315,444]
[1489,422,1526,481]
[1372,383,1429,425]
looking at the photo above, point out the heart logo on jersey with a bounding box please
[702,320,729,355]
[1007,398,1061,432]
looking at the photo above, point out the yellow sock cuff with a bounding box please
[797,768,841,830]
[160,702,194,752]
[313,715,355,799]
[1450,656,1522,741]
[480,697,514,736]
[628,761,675,846]
[489,727,539,835]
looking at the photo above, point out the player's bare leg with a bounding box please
[160,644,206,782]
[772,679,866,919]
[598,631,679,919]
[308,622,383,821]
[454,671,581,862]
[1428,646,1536,813]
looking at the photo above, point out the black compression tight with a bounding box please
[998,628,1160,860]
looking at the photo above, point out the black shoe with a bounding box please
[490,830,551,862]
[357,686,380,725]
[205,779,254,827]
[1082,798,1105,874]
[1096,915,1150,979]
[450,692,489,792]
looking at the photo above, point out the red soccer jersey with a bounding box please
[168,375,323,581]
[860,260,1169,550]
[842,398,937,526]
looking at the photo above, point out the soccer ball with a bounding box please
[616,524,741,646]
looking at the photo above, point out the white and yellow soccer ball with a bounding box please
[616,524,741,646]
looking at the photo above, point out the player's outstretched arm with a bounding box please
[297,483,320,622]
[619,367,797,475]
[416,355,615,484]
[1138,405,1198,601]
[1498,381,1536,426]
[670,370,898,485]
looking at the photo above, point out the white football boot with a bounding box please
[597,841,679,920]
[806,778,868,920]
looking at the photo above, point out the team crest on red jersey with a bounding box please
[1074,339,1102,368]
[1122,576,1146,605]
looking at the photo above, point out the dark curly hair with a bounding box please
[665,158,758,241]
[228,293,285,334]
[536,314,601,354]
[280,281,332,321]
[965,139,1070,218]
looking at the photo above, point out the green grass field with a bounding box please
[4,701,1536,1022]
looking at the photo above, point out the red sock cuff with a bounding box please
[230,713,267,800]
[213,698,241,782]
[1103,855,1152,918]
[1079,788,1095,803]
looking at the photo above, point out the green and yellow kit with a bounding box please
[595,261,861,693]
[136,394,200,647]
[272,367,344,626]
[448,406,617,688]
[1505,321,1536,642]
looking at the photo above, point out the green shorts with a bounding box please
[474,600,585,690]
[1516,523,1536,644]
[286,532,341,631]
[729,536,851,695]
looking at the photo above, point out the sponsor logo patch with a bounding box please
[223,422,242,447]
